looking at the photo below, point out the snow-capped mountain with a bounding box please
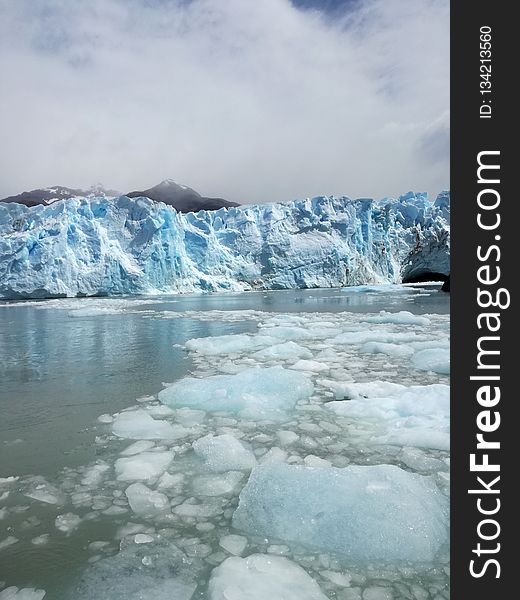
[125,179,239,213]
[0,191,450,299]
[0,184,120,207]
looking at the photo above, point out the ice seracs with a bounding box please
[0,192,450,299]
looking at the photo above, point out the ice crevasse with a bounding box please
[0,191,450,299]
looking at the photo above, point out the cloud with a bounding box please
[0,0,449,203]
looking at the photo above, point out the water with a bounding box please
[0,285,450,599]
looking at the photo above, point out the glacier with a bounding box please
[0,191,450,299]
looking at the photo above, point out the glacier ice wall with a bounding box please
[0,192,450,299]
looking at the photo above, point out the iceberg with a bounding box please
[232,463,448,562]
[0,192,449,298]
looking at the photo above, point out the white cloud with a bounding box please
[0,0,449,203]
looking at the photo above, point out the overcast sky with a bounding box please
[0,0,449,204]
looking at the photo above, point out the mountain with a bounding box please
[0,180,238,213]
[0,184,120,207]
[125,179,239,212]
[0,191,450,299]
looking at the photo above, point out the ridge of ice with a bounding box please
[0,192,450,299]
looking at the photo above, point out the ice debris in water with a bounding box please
[0,588,46,600]
[112,410,184,440]
[218,534,248,556]
[192,471,244,496]
[74,535,201,600]
[363,311,431,326]
[158,366,313,420]
[185,334,274,355]
[208,554,328,600]
[252,341,313,361]
[324,380,450,451]
[115,451,173,481]
[233,463,448,562]
[412,348,450,375]
[55,513,82,535]
[125,483,170,518]
[192,434,256,472]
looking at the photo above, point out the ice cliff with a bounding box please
[0,192,450,299]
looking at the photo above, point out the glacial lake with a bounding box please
[0,285,450,600]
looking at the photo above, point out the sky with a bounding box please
[0,0,449,204]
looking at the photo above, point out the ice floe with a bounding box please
[159,367,314,420]
[208,554,328,600]
[234,463,448,563]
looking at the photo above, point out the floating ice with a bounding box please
[0,536,18,551]
[360,341,415,358]
[276,430,299,446]
[252,341,313,361]
[125,483,170,518]
[208,554,328,600]
[134,534,154,544]
[115,451,173,481]
[120,440,156,456]
[192,435,256,472]
[192,471,244,496]
[185,334,274,356]
[289,359,330,372]
[412,348,450,375]
[55,513,81,535]
[23,478,65,505]
[0,588,46,600]
[325,381,449,450]
[74,535,200,600]
[159,367,314,420]
[233,463,448,562]
[364,311,431,326]
[258,326,312,341]
[218,534,248,556]
[81,462,110,487]
[112,410,183,440]
[330,330,419,346]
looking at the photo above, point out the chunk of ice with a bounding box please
[185,334,274,355]
[232,463,448,562]
[125,483,170,518]
[218,534,248,556]
[115,451,173,481]
[120,441,156,456]
[192,471,244,496]
[364,311,431,326]
[192,435,256,472]
[361,342,415,358]
[112,410,183,440]
[253,342,313,361]
[326,382,449,451]
[208,554,328,600]
[0,588,46,600]
[412,348,450,375]
[55,513,81,535]
[289,360,330,372]
[159,367,314,420]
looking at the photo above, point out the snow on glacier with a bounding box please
[232,463,448,562]
[0,192,449,298]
